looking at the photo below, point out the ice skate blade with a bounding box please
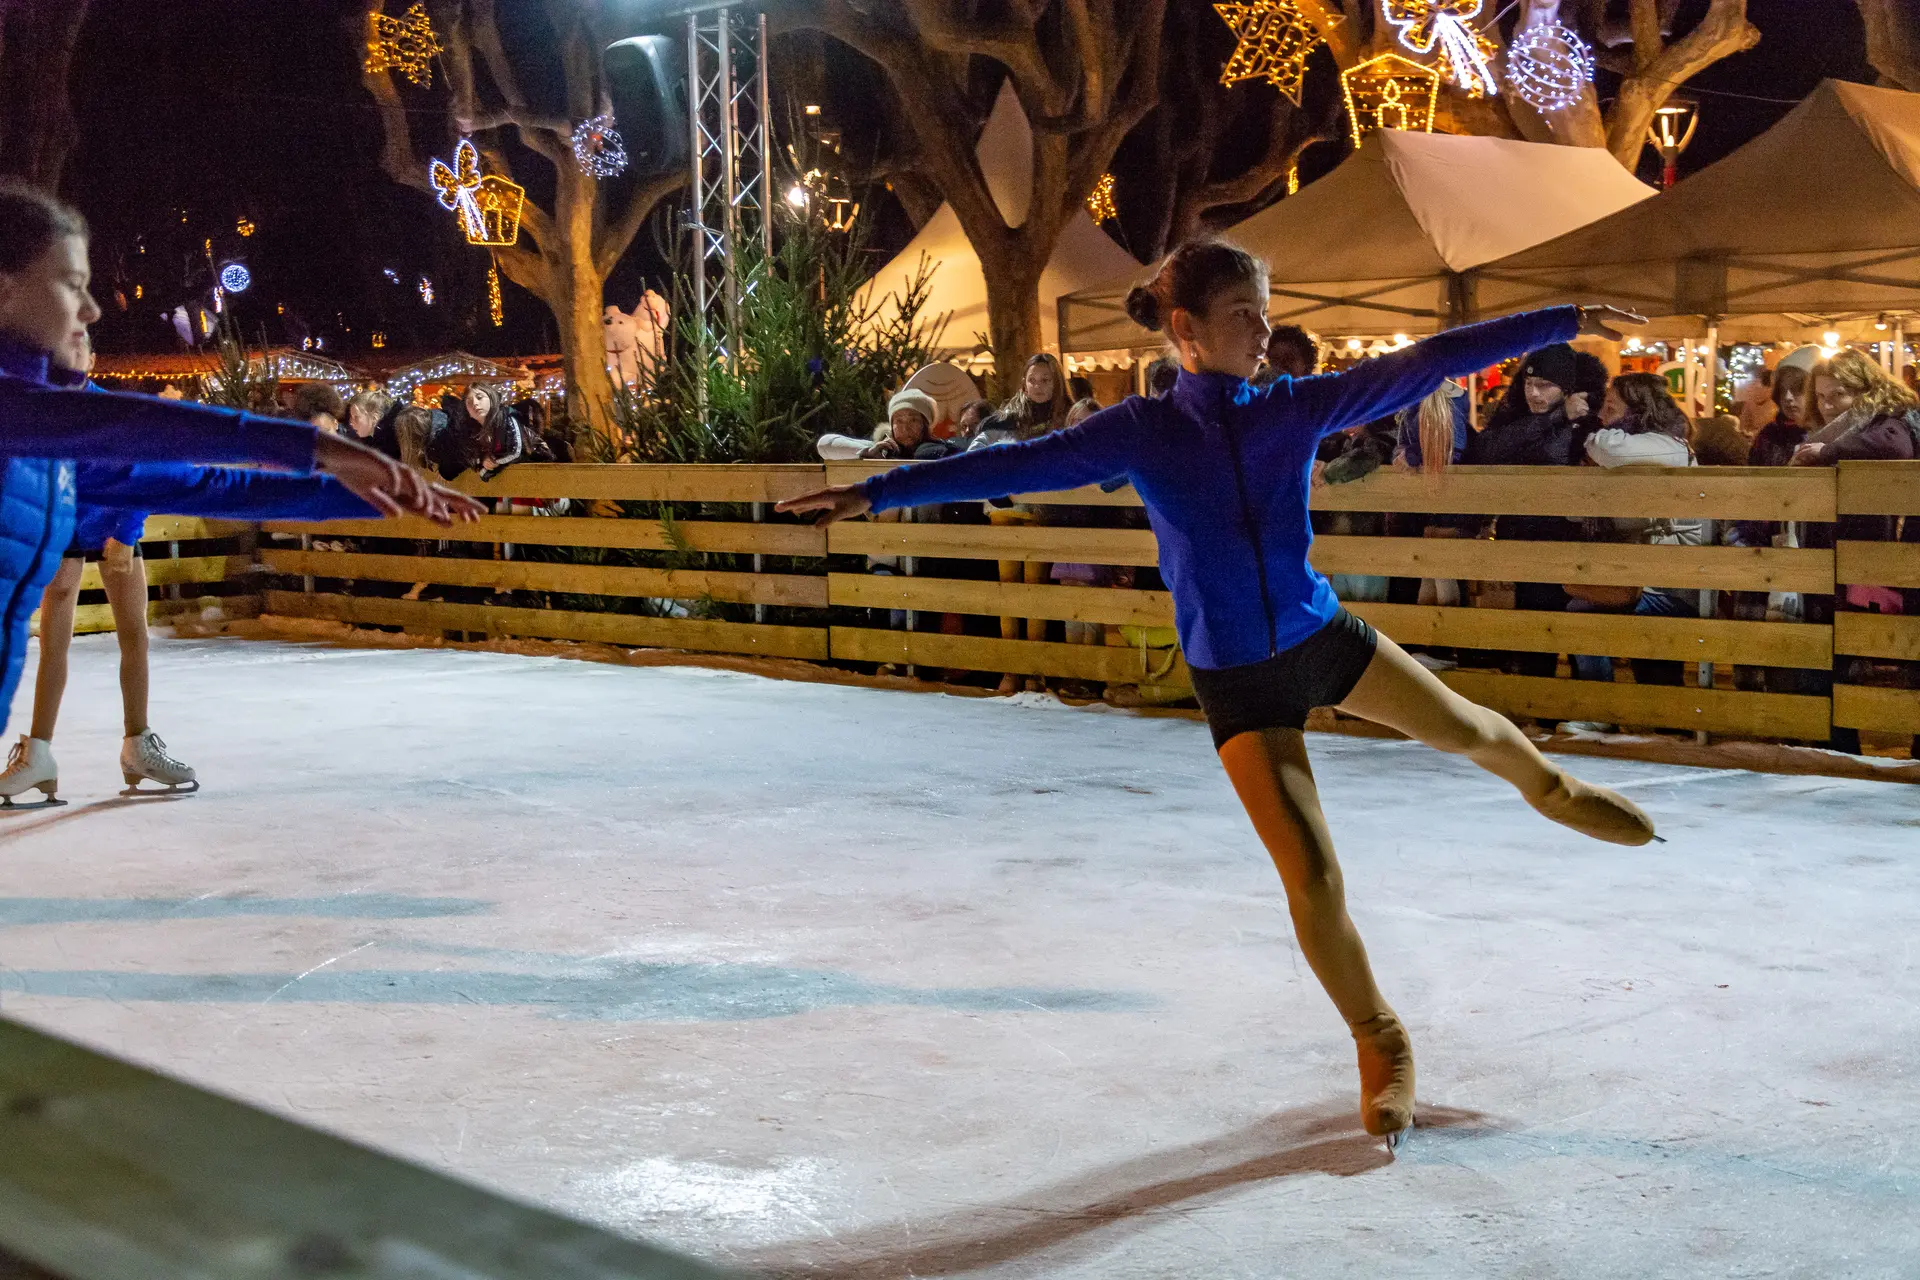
[1382,1125,1410,1158]
[0,795,66,811]
[119,780,199,798]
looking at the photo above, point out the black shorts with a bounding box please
[1189,608,1379,749]
[62,541,144,563]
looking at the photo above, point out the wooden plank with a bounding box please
[828,573,1175,627]
[1833,612,1920,662]
[259,549,828,609]
[136,516,247,542]
[824,460,1144,508]
[266,591,828,661]
[1836,540,1920,589]
[1350,602,1831,668]
[1312,536,1833,593]
[830,626,1188,684]
[1836,460,1920,517]
[263,516,827,557]
[1831,684,1920,734]
[1310,466,1834,521]
[0,1016,742,1280]
[456,463,824,503]
[72,555,248,593]
[1438,670,1831,739]
[51,595,258,638]
[829,522,1161,565]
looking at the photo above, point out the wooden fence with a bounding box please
[245,460,1920,747]
[30,516,255,639]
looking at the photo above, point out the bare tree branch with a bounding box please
[1605,0,1759,166]
[1854,0,1920,90]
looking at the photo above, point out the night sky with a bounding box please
[65,0,1873,363]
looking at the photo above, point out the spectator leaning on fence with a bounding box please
[291,383,345,433]
[1790,350,1919,465]
[1562,373,1705,705]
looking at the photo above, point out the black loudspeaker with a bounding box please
[604,35,689,176]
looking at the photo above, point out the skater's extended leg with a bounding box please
[100,547,150,738]
[1337,634,1655,845]
[28,557,84,743]
[1217,726,1413,1138]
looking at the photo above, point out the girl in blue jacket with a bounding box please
[0,181,481,759]
[781,240,1656,1154]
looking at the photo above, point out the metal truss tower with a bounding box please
[686,7,772,352]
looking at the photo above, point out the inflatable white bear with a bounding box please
[603,288,671,389]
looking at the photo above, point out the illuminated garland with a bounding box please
[236,217,256,238]
[365,3,441,88]
[487,260,504,327]
[571,113,629,179]
[1340,53,1440,146]
[1383,0,1498,98]
[1214,0,1332,105]
[1086,173,1118,223]
[429,139,525,247]
[1507,22,1595,114]
[418,275,435,306]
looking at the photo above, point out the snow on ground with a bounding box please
[1,633,1916,1278]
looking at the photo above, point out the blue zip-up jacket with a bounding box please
[862,306,1579,670]
[0,336,363,725]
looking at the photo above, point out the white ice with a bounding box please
[2,633,1916,1278]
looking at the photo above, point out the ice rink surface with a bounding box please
[2,634,1916,1278]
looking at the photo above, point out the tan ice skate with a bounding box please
[1529,769,1658,846]
[1351,1011,1415,1155]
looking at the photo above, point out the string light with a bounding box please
[1340,53,1441,146]
[383,354,526,402]
[488,260,504,327]
[1214,0,1333,105]
[384,268,400,284]
[1086,173,1118,223]
[219,263,251,293]
[1507,23,1594,114]
[1286,162,1300,195]
[429,139,525,247]
[1383,0,1498,98]
[571,113,629,178]
[371,331,387,350]
[419,275,435,306]
[364,2,441,88]
[236,216,256,238]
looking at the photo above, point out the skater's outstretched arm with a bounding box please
[778,406,1142,525]
[1267,306,1642,442]
[0,381,483,525]
[75,462,388,525]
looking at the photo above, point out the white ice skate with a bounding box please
[0,735,63,810]
[120,730,198,797]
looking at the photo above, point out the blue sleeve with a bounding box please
[0,380,319,472]
[74,462,378,522]
[1262,307,1581,440]
[860,403,1142,514]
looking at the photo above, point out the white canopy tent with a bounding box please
[1470,80,1920,347]
[1058,129,1657,353]
[856,82,1140,365]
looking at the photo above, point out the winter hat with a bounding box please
[1519,343,1579,394]
[887,387,938,429]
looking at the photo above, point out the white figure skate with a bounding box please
[0,735,63,809]
[121,730,198,797]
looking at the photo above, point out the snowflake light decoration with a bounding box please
[365,3,441,88]
[571,113,630,179]
[1507,22,1595,114]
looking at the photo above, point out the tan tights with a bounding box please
[31,550,152,743]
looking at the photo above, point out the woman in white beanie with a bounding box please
[813,388,952,461]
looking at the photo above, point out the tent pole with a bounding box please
[1704,322,1719,417]
[1896,323,1908,383]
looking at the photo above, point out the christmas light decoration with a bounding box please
[383,268,400,284]
[487,261,504,327]
[571,113,629,179]
[1384,0,1498,98]
[236,217,256,238]
[1215,0,1332,105]
[1340,53,1440,146]
[1287,162,1300,195]
[365,3,441,88]
[418,275,435,306]
[1086,173,1118,223]
[429,139,525,246]
[1507,22,1594,114]
[371,331,388,350]
[219,263,251,293]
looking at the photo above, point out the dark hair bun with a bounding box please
[1124,285,1163,333]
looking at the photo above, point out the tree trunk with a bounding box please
[0,0,91,189]
[1604,0,1758,168]
[1855,0,1920,91]
[978,244,1046,400]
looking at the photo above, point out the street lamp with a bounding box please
[1648,97,1699,189]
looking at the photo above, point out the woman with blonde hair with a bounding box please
[1792,350,1919,465]
[983,354,1072,691]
